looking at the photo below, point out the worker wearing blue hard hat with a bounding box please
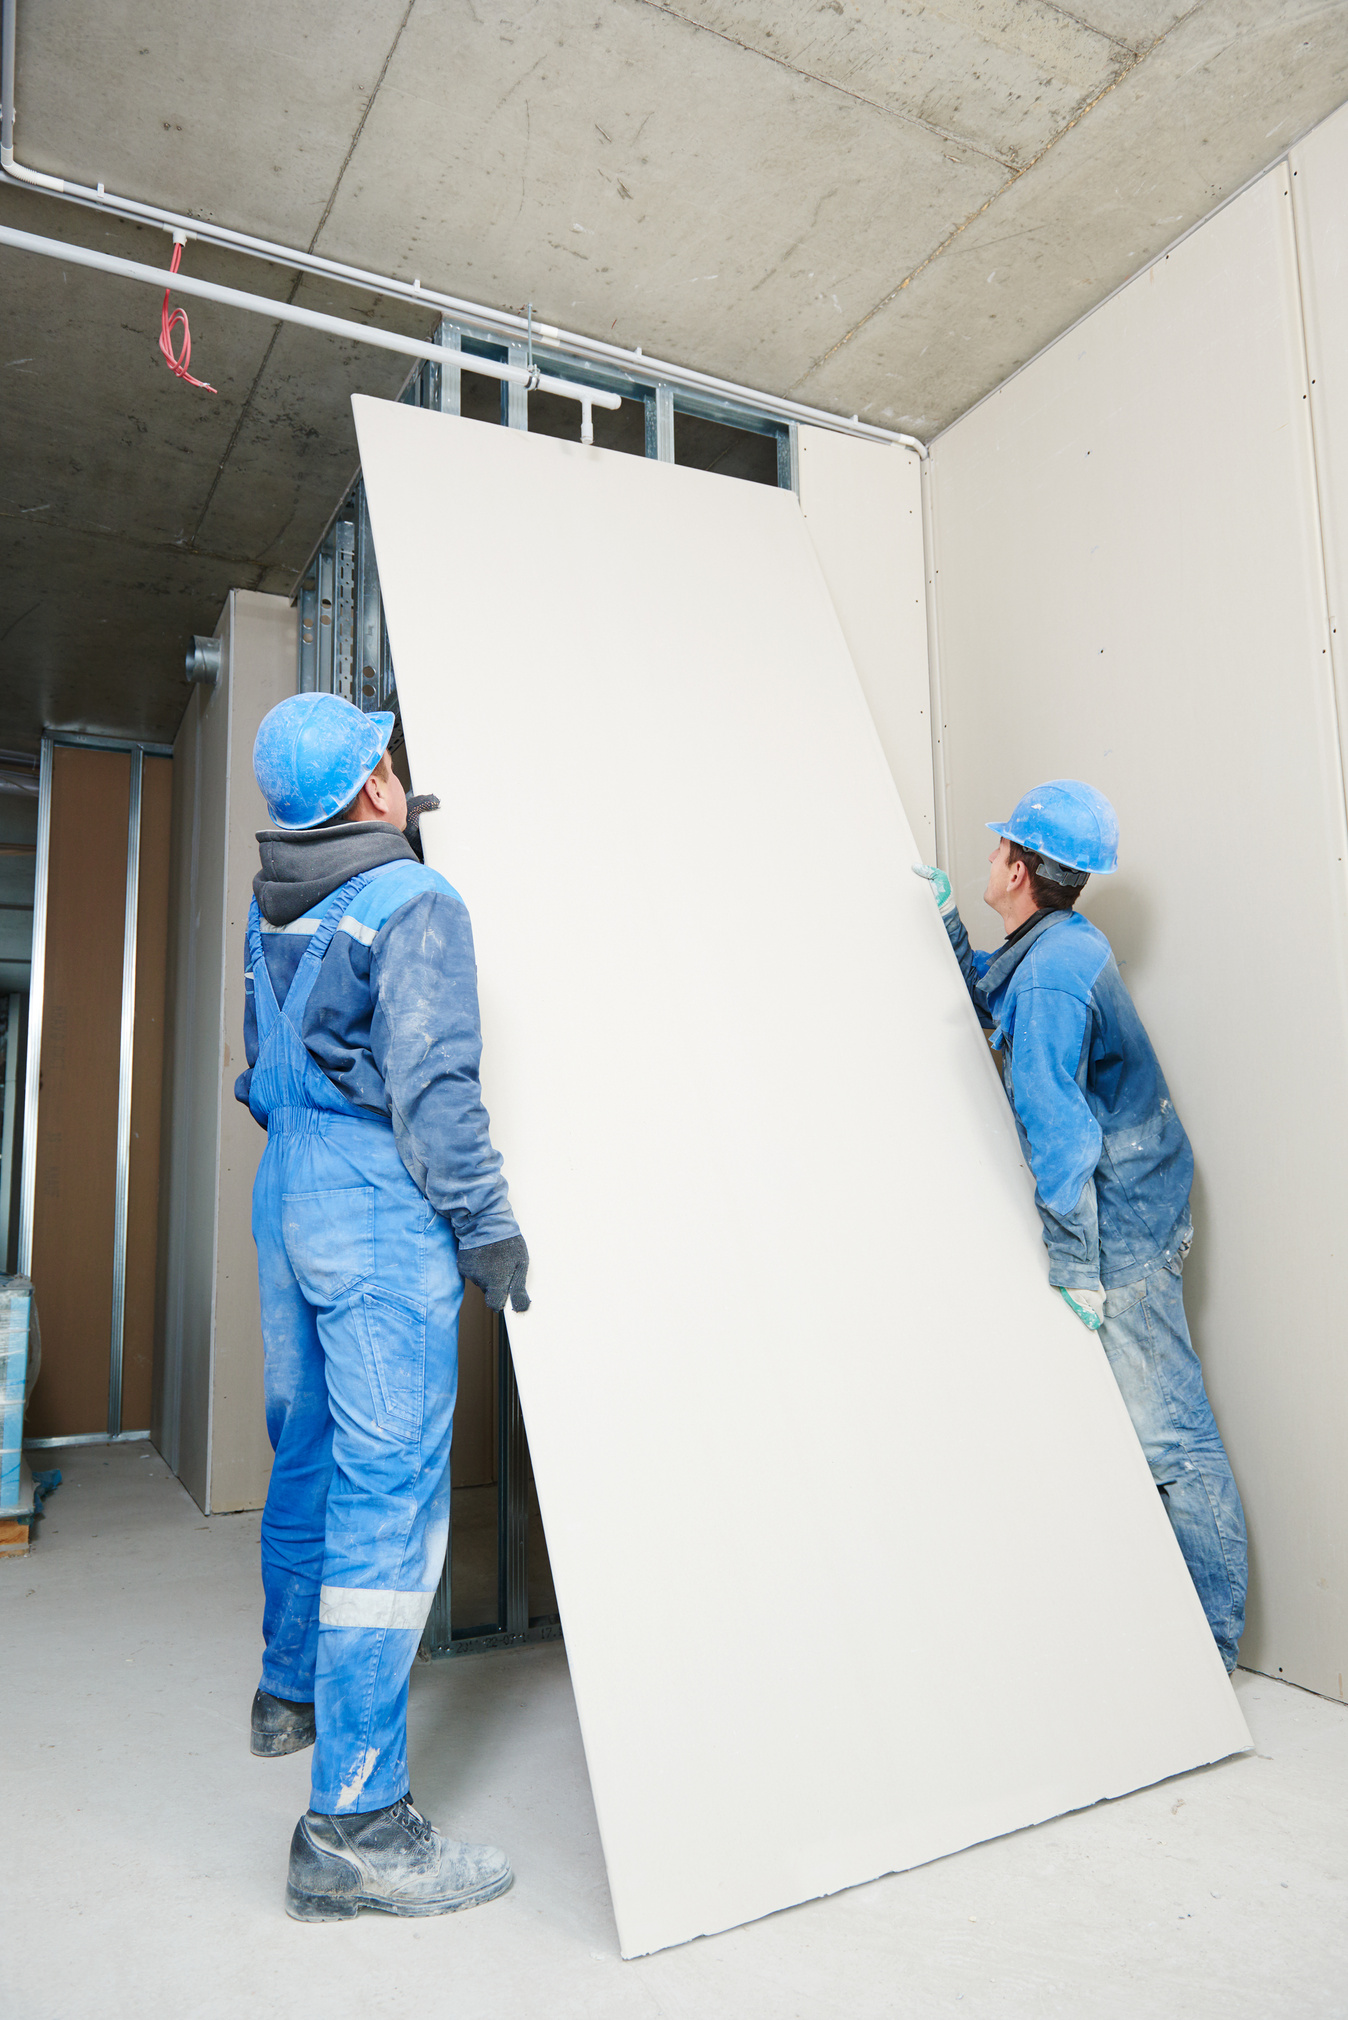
[237,689,529,1921]
[915,781,1247,1675]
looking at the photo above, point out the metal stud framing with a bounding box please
[419,1315,554,1661]
[295,318,796,712]
[107,745,142,1436]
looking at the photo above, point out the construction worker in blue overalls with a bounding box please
[236,690,530,1921]
[916,781,1247,1675]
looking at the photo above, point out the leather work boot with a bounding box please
[285,1794,514,1921]
[251,1687,317,1758]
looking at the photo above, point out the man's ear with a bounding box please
[366,755,394,809]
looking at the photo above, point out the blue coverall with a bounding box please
[239,834,519,1813]
[945,904,1248,1668]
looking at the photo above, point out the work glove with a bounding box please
[458,1235,531,1314]
[1058,1284,1106,1331]
[911,863,958,917]
[403,793,441,863]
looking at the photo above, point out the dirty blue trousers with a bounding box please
[1101,1253,1247,1670]
[247,870,462,1814]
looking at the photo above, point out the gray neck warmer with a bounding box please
[253,821,417,926]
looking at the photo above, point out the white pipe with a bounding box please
[0,0,923,457]
[0,221,622,413]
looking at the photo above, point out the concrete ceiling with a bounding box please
[3,0,1347,749]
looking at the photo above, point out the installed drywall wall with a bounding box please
[797,427,934,857]
[154,591,294,1513]
[1293,101,1348,806]
[929,135,1348,1701]
[357,393,1247,1959]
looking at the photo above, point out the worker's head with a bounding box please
[982,780,1117,927]
[253,691,397,830]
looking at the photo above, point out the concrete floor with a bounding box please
[5,1445,1346,2019]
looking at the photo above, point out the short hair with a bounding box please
[1006,841,1088,913]
[321,750,392,826]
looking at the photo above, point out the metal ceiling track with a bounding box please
[0,0,923,458]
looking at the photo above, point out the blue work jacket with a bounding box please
[236,822,520,1251]
[944,906,1192,1291]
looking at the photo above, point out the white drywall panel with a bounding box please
[355,396,1248,1958]
[797,428,935,857]
[928,160,1348,1701]
[1292,100,1348,831]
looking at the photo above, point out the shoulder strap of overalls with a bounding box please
[280,862,404,1030]
[246,897,281,1036]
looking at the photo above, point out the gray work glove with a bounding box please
[459,1236,531,1314]
[404,793,441,863]
[1058,1284,1105,1331]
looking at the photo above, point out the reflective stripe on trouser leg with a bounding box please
[1100,1260,1248,1669]
[319,1586,437,1630]
[274,1125,462,1816]
[256,1135,333,1704]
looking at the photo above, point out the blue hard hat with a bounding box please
[253,692,396,831]
[987,780,1119,875]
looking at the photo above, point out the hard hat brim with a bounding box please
[985,818,1116,876]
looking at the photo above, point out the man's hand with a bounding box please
[459,1235,531,1314]
[1059,1284,1106,1331]
[911,863,957,917]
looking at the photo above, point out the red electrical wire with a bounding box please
[158,240,217,394]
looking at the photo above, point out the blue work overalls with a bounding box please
[247,869,462,1815]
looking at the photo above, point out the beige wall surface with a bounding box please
[929,143,1348,1699]
[155,631,230,1507]
[154,591,295,1513]
[28,749,129,1437]
[797,429,934,860]
[211,592,296,1512]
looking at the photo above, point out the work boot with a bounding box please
[285,1794,513,1921]
[251,1687,316,1758]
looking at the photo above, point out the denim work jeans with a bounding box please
[1099,1255,1247,1670]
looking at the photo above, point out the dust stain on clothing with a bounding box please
[339,1746,381,1810]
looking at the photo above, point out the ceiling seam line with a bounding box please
[628,0,1015,170]
[307,0,419,254]
[186,307,294,548]
[184,0,418,548]
[0,598,42,647]
[1034,0,1141,59]
[786,4,1202,394]
[0,503,282,571]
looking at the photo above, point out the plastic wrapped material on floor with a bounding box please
[0,1273,36,1512]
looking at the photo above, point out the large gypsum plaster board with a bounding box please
[354,396,1249,1958]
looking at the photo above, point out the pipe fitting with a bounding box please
[185,635,222,686]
